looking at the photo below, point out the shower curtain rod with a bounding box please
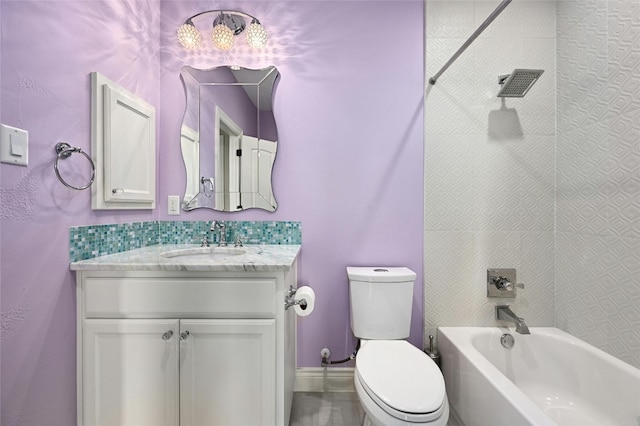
[428,0,513,85]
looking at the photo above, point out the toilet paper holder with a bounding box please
[284,286,308,311]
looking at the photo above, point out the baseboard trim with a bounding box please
[294,367,355,392]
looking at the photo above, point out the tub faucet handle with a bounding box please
[492,276,512,290]
[487,268,524,298]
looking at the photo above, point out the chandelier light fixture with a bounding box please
[177,10,268,51]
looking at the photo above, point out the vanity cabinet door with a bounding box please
[179,319,276,426]
[83,319,179,426]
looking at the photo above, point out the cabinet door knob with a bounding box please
[180,331,190,341]
[161,330,174,340]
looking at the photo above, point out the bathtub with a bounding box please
[438,327,640,426]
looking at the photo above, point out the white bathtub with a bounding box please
[438,327,640,426]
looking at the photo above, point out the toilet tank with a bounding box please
[347,267,417,340]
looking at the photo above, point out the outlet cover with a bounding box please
[168,195,181,215]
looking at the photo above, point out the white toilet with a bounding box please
[348,266,449,426]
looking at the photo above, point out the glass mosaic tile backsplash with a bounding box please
[70,221,302,262]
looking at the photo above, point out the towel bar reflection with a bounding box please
[54,142,95,190]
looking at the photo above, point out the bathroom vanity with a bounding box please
[71,244,300,426]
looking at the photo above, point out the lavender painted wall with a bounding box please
[0,5,3,422]
[159,0,425,369]
[0,2,161,424]
[1,1,423,424]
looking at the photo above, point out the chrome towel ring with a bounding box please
[54,142,96,190]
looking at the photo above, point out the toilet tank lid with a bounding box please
[347,267,416,283]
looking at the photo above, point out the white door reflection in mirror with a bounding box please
[240,136,277,210]
[181,125,199,202]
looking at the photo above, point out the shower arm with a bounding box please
[428,0,512,85]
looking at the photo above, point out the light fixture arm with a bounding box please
[183,9,261,29]
[212,12,246,35]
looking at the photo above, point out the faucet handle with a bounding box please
[234,234,244,247]
[201,234,210,247]
[492,276,513,291]
[495,278,525,291]
[487,269,524,298]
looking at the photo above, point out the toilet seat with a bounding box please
[355,340,447,423]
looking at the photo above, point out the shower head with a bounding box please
[497,69,544,97]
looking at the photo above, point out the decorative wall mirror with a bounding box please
[180,65,279,212]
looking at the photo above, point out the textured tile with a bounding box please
[426,38,483,135]
[426,1,475,39]
[424,0,557,345]
[556,1,609,131]
[426,133,555,233]
[426,37,478,81]
[607,109,640,240]
[556,121,611,235]
[424,0,638,371]
[555,0,639,368]
[425,135,481,231]
[555,233,640,367]
[70,221,302,262]
[424,231,477,339]
[424,230,555,342]
[158,220,302,246]
[520,232,556,324]
[476,134,555,232]
[555,233,610,333]
[475,1,556,40]
[608,0,640,117]
[557,0,603,36]
[69,221,158,262]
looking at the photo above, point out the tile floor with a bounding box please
[290,392,459,426]
[290,392,365,426]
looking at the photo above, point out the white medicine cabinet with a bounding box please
[91,72,156,209]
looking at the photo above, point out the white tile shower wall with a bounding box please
[424,1,557,341]
[556,0,640,368]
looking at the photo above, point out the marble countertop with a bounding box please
[70,244,301,272]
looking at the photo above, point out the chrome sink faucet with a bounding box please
[496,305,530,335]
[211,220,227,247]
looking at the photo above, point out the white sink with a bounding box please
[160,247,246,260]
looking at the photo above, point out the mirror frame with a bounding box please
[179,65,280,212]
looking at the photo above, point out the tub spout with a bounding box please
[496,305,530,335]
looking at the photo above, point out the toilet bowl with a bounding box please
[347,267,450,426]
[354,340,449,426]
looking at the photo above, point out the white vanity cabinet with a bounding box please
[75,268,297,426]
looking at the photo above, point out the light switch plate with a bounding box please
[0,124,29,166]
